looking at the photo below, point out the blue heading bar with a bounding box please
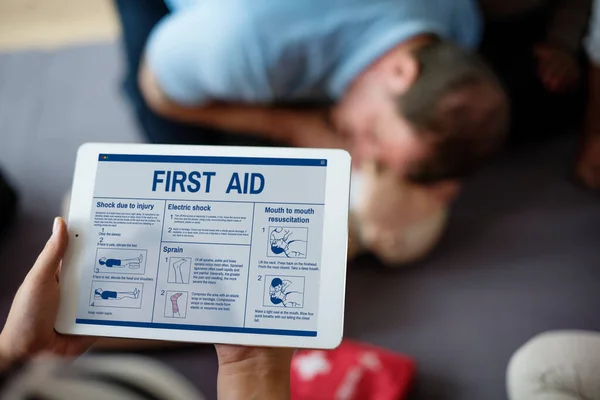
[99,154,327,167]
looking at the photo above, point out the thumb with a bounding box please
[29,217,69,281]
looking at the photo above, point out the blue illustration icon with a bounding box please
[268,227,308,258]
[266,276,305,308]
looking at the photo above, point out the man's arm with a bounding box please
[139,62,346,150]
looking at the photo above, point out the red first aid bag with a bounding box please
[291,340,416,400]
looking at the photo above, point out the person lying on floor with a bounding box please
[0,217,293,400]
[134,0,509,268]
[139,0,510,207]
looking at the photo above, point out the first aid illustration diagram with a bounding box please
[167,257,192,284]
[76,153,328,337]
[95,248,148,275]
[94,288,140,300]
[89,281,143,309]
[165,291,188,318]
[264,276,305,308]
[267,227,308,258]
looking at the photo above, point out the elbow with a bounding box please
[138,61,176,118]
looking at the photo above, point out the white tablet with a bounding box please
[56,143,351,350]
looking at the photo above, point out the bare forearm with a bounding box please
[138,62,334,147]
[217,366,290,400]
[214,346,293,400]
[216,350,292,400]
[152,101,300,145]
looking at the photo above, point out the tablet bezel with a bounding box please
[56,143,350,349]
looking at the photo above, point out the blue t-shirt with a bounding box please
[106,259,121,267]
[147,0,482,106]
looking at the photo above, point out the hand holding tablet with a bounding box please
[0,218,293,399]
[55,143,351,349]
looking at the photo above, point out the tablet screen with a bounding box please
[77,153,327,338]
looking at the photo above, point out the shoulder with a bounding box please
[148,3,254,55]
[448,0,483,49]
[402,0,482,48]
[144,3,257,105]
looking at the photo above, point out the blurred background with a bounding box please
[0,1,599,399]
[0,0,119,51]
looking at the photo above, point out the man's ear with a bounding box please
[385,52,419,93]
[423,181,462,205]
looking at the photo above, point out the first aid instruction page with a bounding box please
[76,154,326,337]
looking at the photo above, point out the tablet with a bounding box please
[56,143,351,349]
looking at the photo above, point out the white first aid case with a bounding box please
[56,143,351,349]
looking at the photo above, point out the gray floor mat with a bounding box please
[1,42,599,400]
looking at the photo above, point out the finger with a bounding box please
[29,217,69,281]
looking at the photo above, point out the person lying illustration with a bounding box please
[269,229,306,258]
[94,288,140,300]
[99,254,143,269]
[269,278,303,308]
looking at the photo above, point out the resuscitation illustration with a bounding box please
[165,291,188,318]
[267,227,308,258]
[90,281,143,309]
[263,276,305,308]
[167,257,192,284]
[95,248,148,275]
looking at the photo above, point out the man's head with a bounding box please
[271,278,283,290]
[334,36,509,202]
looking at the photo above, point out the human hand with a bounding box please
[0,217,96,369]
[534,44,580,93]
[576,136,600,190]
[215,344,294,400]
